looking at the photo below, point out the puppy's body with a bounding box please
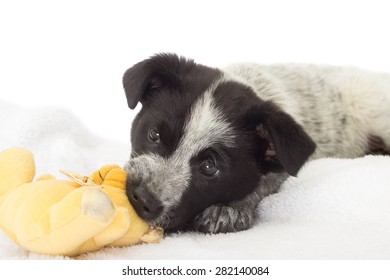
[226,63,390,158]
[122,54,390,233]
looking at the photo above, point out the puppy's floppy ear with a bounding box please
[248,101,316,176]
[122,53,193,109]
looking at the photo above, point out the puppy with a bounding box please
[122,53,390,233]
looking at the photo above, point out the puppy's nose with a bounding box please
[129,187,162,220]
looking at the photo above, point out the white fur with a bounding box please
[178,79,236,156]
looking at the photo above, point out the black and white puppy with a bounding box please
[122,53,390,233]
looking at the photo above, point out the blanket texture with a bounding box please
[1,99,390,259]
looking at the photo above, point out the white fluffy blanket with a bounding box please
[1,99,390,259]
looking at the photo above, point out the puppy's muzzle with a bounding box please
[128,184,163,221]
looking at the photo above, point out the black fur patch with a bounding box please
[126,53,221,158]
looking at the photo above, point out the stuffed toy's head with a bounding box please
[0,147,163,256]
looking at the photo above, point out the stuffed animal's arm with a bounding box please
[1,183,118,256]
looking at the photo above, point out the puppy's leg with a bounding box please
[343,70,390,154]
[192,172,288,233]
[191,198,257,233]
[367,135,390,155]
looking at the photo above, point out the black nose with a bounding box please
[128,187,163,220]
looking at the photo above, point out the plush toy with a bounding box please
[0,147,163,256]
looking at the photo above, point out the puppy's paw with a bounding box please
[191,204,255,233]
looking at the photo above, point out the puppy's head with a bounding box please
[122,53,315,231]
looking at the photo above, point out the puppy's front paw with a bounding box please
[191,204,255,233]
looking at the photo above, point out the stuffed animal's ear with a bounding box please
[122,53,193,109]
[249,101,316,176]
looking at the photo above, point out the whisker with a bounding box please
[131,149,141,158]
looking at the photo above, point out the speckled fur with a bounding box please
[124,54,390,233]
[225,64,390,157]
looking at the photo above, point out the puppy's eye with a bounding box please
[200,159,219,177]
[148,129,160,143]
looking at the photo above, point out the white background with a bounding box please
[1,0,390,142]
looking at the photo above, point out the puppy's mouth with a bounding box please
[148,207,191,232]
[124,159,195,231]
[149,211,176,230]
[125,181,183,231]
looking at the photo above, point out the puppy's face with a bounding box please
[123,54,315,231]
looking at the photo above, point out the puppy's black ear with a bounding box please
[122,53,194,109]
[249,101,316,176]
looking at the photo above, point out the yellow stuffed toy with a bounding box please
[0,147,163,256]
